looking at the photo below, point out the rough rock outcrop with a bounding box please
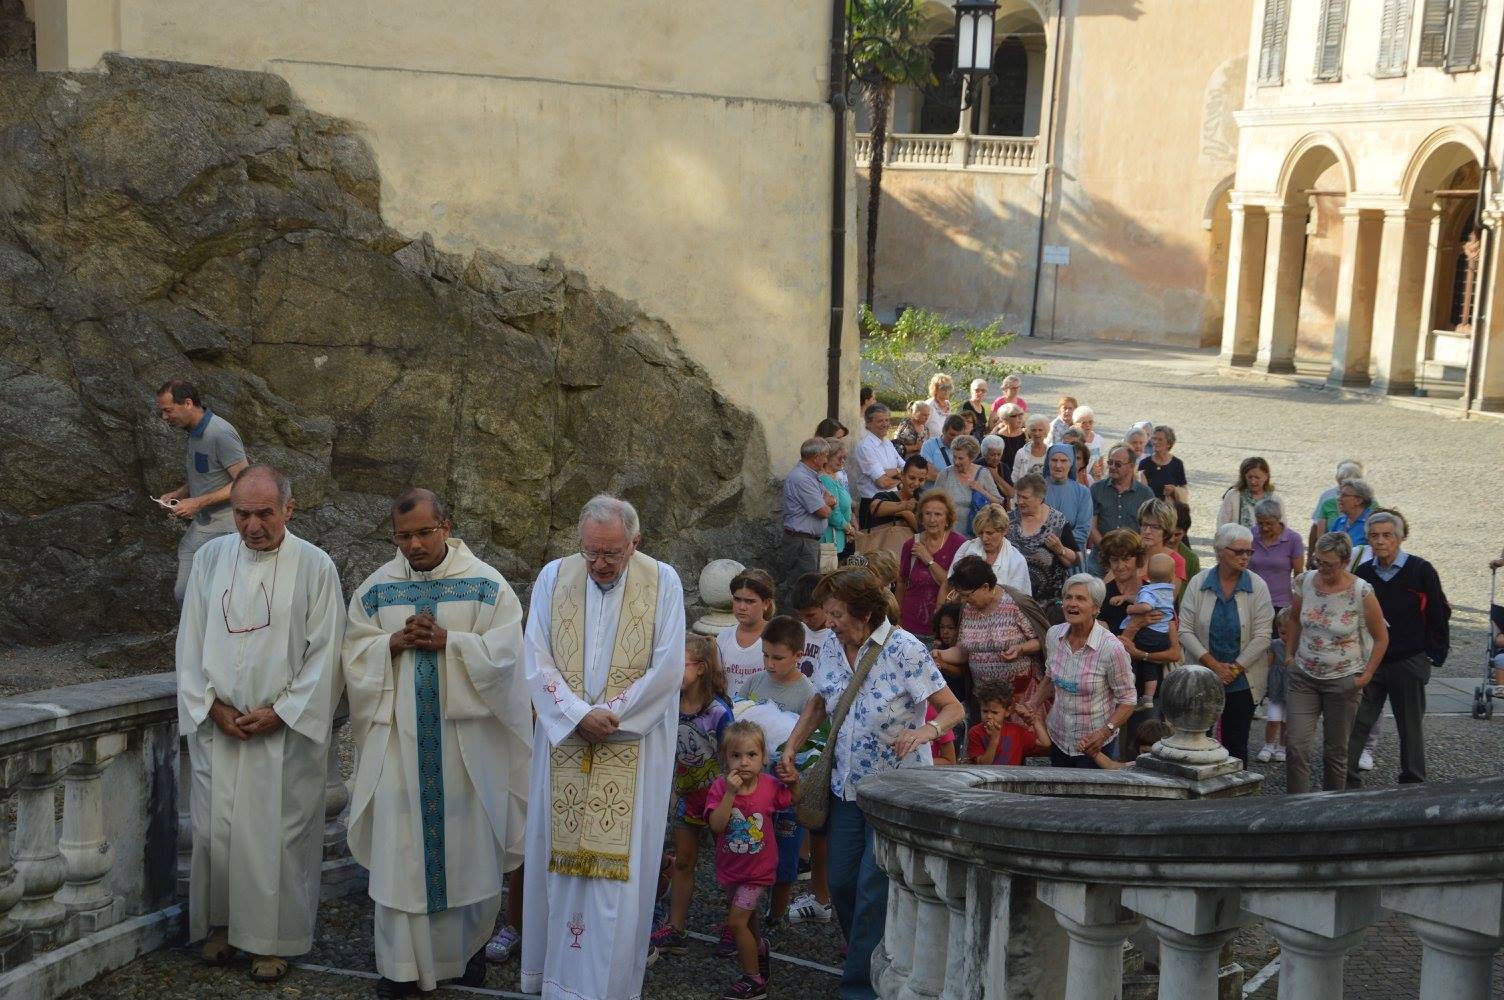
[0,46,774,646]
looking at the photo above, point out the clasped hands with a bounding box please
[576,706,621,744]
[208,699,283,741]
[389,613,448,655]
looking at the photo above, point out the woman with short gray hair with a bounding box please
[1030,573,1135,767]
[1177,522,1274,764]
[1012,413,1051,483]
[934,435,1002,537]
[1283,532,1388,793]
[821,437,857,561]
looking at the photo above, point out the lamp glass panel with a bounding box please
[956,11,978,71]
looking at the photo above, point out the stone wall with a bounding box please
[0,51,776,646]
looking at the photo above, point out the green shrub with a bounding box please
[860,305,1040,403]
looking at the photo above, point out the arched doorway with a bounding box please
[1420,162,1482,392]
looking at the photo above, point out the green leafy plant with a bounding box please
[860,304,1040,401]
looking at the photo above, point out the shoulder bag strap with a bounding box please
[826,635,887,740]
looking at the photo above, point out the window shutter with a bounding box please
[1418,0,1453,66]
[1314,0,1348,81]
[1446,0,1484,70]
[1377,0,1414,76]
[1258,0,1290,84]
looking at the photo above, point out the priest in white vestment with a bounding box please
[343,489,532,996]
[175,464,345,984]
[520,495,685,1000]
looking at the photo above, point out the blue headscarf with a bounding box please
[1044,444,1092,547]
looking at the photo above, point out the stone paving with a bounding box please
[49,342,1504,999]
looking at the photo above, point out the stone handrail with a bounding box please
[859,767,1504,1000]
[0,673,352,998]
[854,132,1039,173]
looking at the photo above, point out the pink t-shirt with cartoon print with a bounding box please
[704,773,794,888]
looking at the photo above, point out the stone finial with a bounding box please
[1136,664,1243,780]
[691,559,744,636]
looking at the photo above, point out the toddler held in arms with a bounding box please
[1112,551,1177,710]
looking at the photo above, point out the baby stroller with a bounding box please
[1472,567,1502,720]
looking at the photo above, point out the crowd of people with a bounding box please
[155,367,1473,1000]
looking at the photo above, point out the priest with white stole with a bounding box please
[342,488,532,998]
[520,494,686,1000]
[175,464,345,984]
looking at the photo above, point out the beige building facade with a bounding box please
[1224,0,1504,411]
[29,0,859,465]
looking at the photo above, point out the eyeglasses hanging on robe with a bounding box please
[221,547,279,634]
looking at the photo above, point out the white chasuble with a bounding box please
[520,553,685,1000]
[174,530,345,955]
[342,539,531,989]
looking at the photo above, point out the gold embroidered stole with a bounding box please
[547,552,659,881]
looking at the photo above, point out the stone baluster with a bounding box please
[176,733,193,899]
[55,732,129,938]
[12,743,81,950]
[1382,881,1504,1000]
[1037,880,1142,1000]
[324,716,350,857]
[1121,886,1244,1000]
[896,845,947,1000]
[924,853,977,1000]
[1242,888,1380,1000]
[874,836,916,998]
[0,755,30,971]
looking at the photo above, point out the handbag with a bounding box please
[856,521,913,557]
[818,540,839,573]
[795,635,886,830]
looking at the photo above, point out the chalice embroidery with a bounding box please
[568,913,585,949]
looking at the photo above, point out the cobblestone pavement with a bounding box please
[53,343,1504,999]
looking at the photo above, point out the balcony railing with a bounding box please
[854,132,1039,172]
[0,674,353,997]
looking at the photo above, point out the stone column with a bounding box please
[1369,207,1436,396]
[1037,880,1141,1000]
[176,733,193,900]
[1328,208,1383,387]
[874,837,916,998]
[55,733,128,938]
[1383,881,1504,1000]
[922,853,970,999]
[1254,204,1308,374]
[1220,203,1268,367]
[1121,886,1243,1000]
[896,846,947,1000]
[12,744,80,950]
[32,0,122,73]
[1242,887,1380,1000]
[1472,218,1504,411]
[0,757,30,971]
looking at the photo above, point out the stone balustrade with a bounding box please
[860,755,1504,1000]
[854,132,1039,173]
[0,674,353,999]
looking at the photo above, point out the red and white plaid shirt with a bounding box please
[1044,621,1136,756]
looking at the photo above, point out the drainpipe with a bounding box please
[827,0,849,419]
[1025,0,1066,337]
[1464,10,1504,415]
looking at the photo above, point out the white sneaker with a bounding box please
[1255,744,1274,763]
[1358,749,1376,772]
[1272,745,1286,763]
[787,892,832,924]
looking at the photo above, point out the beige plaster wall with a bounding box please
[102,0,855,467]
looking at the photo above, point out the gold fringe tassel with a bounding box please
[550,849,632,882]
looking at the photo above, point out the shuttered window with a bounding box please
[1446,0,1484,70]
[1257,0,1290,85]
[1418,0,1452,65]
[1313,0,1348,81]
[1377,0,1414,77]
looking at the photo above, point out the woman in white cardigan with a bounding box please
[1177,523,1274,764]
[953,504,1031,595]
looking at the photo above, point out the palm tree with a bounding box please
[849,0,936,309]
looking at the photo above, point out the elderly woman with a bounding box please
[937,555,1049,702]
[961,379,991,440]
[993,403,1027,471]
[934,435,1003,537]
[924,373,955,439]
[1007,473,1080,609]
[1216,456,1280,529]
[1030,573,1137,767]
[1330,478,1377,548]
[898,492,967,639]
[1249,497,1304,609]
[779,569,964,997]
[1139,424,1188,503]
[1136,498,1187,587]
[954,504,1031,594]
[1043,444,1092,548]
[1283,532,1388,794]
[1070,404,1106,480]
[1098,530,1182,748]
[1012,412,1051,483]
[894,401,931,459]
[1178,523,1274,764]
[821,437,857,561]
[977,434,1016,504]
[992,372,1028,413]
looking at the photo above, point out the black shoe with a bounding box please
[459,948,488,987]
[375,978,417,998]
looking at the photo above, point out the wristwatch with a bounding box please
[1105,721,1120,735]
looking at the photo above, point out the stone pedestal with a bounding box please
[691,559,743,635]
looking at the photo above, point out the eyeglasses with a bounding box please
[581,546,629,564]
[1108,460,1130,468]
[1225,547,1254,557]
[392,525,445,544]
[222,546,278,634]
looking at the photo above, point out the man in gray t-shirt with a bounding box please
[155,379,249,603]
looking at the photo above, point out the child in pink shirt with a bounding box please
[705,720,800,1000]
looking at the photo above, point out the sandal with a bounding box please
[200,928,236,965]
[248,954,290,982]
